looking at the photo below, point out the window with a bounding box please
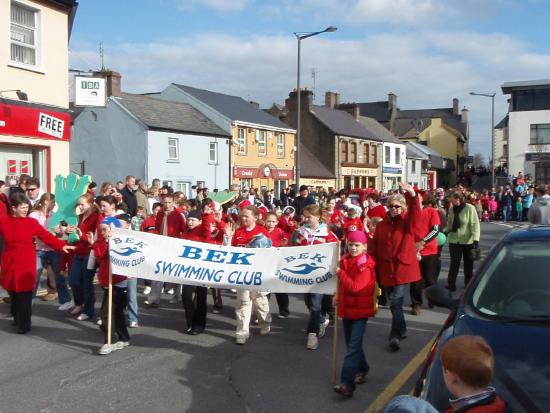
[341,141,348,163]
[209,142,218,164]
[237,128,247,154]
[274,180,288,197]
[162,180,173,187]
[257,130,266,156]
[363,144,369,165]
[168,137,179,161]
[176,181,191,197]
[10,2,39,66]
[514,90,550,111]
[350,142,357,163]
[395,147,401,165]
[277,134,285,158]
[385,146,391,164]
[240,178,253,189]
[412,159,417,173]
[370,144,377,165]
[530,124,550,145]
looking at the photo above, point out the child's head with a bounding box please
[441,335,494,396]
[346,231,367,257]
[136,206,144,217]
[186,209,202,229]
[301,204,322,227]
[100,216,121,239]
[367,216,383,233]
[265,212,278,231]
[239,205,259,228]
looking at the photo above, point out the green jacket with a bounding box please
[446,203,480,245]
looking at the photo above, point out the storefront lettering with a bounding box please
[341,167,377,176]
[38,113,64,139]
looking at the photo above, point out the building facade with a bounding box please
[0,0,77,190]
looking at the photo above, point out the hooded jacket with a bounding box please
[527,194,550,224]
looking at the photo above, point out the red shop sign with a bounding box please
[234,167,258,178]
[273,169,294,179]
[0,102,71,141]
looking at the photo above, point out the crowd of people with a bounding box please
[1,172,549,408]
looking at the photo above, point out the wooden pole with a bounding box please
[107,261,113,346]
[331,242,342,385]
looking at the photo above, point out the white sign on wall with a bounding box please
[75,76,106,106]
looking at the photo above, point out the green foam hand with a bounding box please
[49,173,92,244]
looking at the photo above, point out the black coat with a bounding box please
[120,186,137,216]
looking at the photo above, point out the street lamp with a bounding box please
[0,89,28,101]
[469,91,496,188]
[294,26,337,191]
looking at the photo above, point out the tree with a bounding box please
[472,153,486,168]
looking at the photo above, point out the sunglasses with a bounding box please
[26,187,38,191]
[388,204,402,209]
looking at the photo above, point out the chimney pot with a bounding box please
[461,106,469,123]
[388,92,397,110]
[453,98,459,115]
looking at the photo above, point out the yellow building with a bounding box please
[159,84,296,194]
[0,0,77,190]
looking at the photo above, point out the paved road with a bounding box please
[0,223,514,413]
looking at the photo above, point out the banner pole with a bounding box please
[331,241,342,385]
[107,261,113,346]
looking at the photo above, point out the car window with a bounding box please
[471,241,550,318]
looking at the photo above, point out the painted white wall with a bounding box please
[382,142,407,190]
[508,110,550,177]
[406,158,428,189]
[146,130,230,197]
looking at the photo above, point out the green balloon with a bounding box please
[437,231,447,247]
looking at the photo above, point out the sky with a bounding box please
[69,0,550,159]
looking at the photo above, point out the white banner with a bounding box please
[109,228,339,294]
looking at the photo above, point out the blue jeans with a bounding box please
[341,318,369,390]
[34,250,72,304]
[305,293,327,334]
[126,277,138,323]
[69,254,96,318]
[502,205,511,222]
[386,284,408,340]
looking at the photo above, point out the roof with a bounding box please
[172,84,293,130]
[406,142,429,160]
[358,116,403,145]
[393,117,432,137]
[309,105,381,141]
[396,108,468,137]
[115,93,231,137]
[300,145,335,179]
[408,142,444,169]
[501,79,550,94]
[495,115,508,129]
[357,101,392,122]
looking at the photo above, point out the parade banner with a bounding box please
[109,228,338,294]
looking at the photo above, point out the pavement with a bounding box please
[0,222,513,413]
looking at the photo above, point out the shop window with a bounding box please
[412,159,417,173]
[277,134,285,158]
[10,2,39,67]
[341,141,348,163]
[240,178,253,189]
[237,128,247,154]
[209,142,218,164]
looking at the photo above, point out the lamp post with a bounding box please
[0,89,28,100]
[294,26,337,192]
[469,91,496,188]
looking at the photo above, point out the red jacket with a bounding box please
[367,204,386,219]
[73,212,99,256]
[182,213,214,243]
[155,209,186,237]
[232,224,269,247]
[0,216,66,292]
[278,215,297,239]
[266,227,288,247]
[292,223,339,246]
[417,207,441,256]
[337,253,377,320]
[368,193,422,286]
[443,395,506,413]
[140,215,158,233]
[342,217,364,236]
[93,237,126,288]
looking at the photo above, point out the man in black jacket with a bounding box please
[120,175,138,216]
[292,185,316,220]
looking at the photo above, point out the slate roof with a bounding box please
[116,93,231,137]
[309,105,381,141]
[357,101,392,122]
[300,145,335,179]
[406,142,429,160]
[396,108,468,137]
[172,84,293,130]
[393,117,432,137]
[358,116,403,145]
[408,142,444,169]
[495,115,508,129]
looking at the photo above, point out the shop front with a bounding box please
[340,166,379,190]
[382,166,404,192]
[0,100,71,190]
[233,165,294,194]
[526,153,550,186]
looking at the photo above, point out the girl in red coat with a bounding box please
[265,212,290,318]
[333,230,377,398]
[0,193,74,334]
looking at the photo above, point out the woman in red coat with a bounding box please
[333,230,377,398]
[0,193,74,334]
[368,182,422,351]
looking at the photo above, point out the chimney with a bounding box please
[461,106,469,123]
[337,103,360,120]
[325,91,340,108]
[453,98,459,115]
[249,101,260,109]
[93,70,122,97]
[388,92,397,109]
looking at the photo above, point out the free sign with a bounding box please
[38,112,64,139]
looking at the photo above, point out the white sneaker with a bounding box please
[76,313,90,321]
[307,333,319,350]
[113,341,130,350]
[143,286,151,295]
[128,321,138,328]
[98,344,113,355]
[318,318,330,338]
[260,324,271,335]
[235,335,248,345]
[96,318,102,326]
[57,301,74,311]
[165,288,175,295]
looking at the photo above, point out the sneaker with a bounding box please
[277,312,290,319]
[235,335,248,345]
[143,286,151,295]
[389,337,401,351]
[98,344,113,355]
[306,333,319,350]
[260,324,271,335]
[76,313,90,321]
[144,300,159,307]
[128,321,139,328]
[165,288,175,295]
[113,341,130,350]
[57,301,74,311]
[354,372,367,384]
[318,318,330,338]
[212,307,222,314]
[333,384,354,398]
[96,318,103,326]
[411,304,421,316]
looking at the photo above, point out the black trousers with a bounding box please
[410,254,440,306]
[182,285,207,330]
[9,291,33,333]
[268,293,290,316]
[447,243,474,288]
[100,286,130,343]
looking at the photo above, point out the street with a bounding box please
[0,223,515,413]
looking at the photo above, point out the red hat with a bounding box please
[238,199,252,209]
[413,186,427,196]
[347,231,367,244]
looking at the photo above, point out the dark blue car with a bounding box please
[415,225,550,413]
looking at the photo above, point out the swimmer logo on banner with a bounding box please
[109,228,338,294]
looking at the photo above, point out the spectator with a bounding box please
[291,185,316,220]
[135,179,151,216]
[25,177,43,207]
[119,175,137,216]
[528,185,550,224]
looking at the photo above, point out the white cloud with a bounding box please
[70,28,550,157]
[173,0,248,12]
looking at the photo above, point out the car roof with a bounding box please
[504,225,550,242]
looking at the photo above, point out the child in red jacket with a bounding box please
[333,230,378,398]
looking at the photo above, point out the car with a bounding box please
[415,225,550,413]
